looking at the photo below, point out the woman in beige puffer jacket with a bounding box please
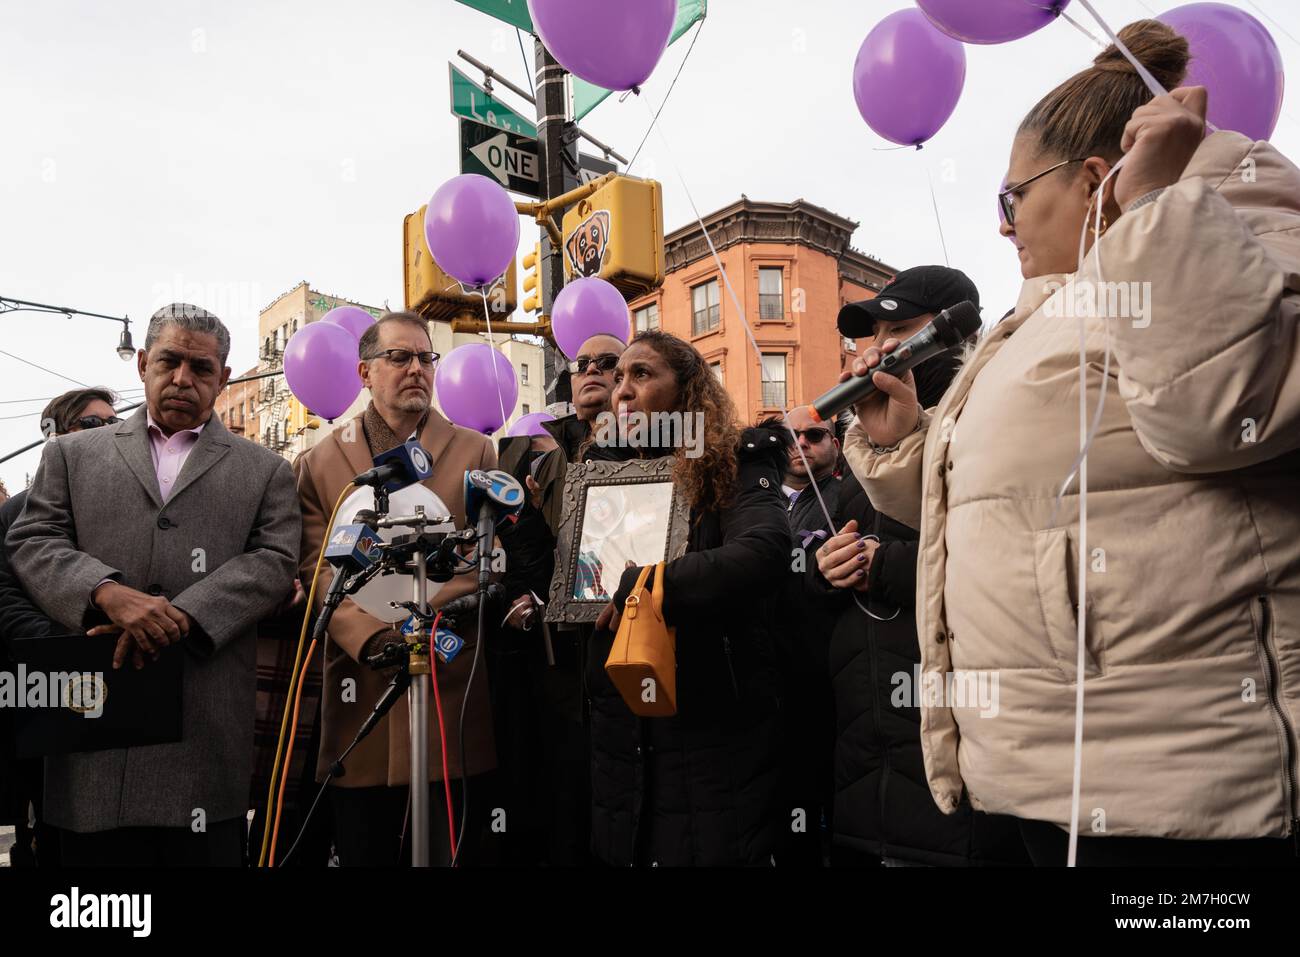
[841,21,1300,865]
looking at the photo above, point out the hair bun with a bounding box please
[1093,18,1189,91]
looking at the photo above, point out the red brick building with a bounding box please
[628,197,896,424]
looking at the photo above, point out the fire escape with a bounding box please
[259,330,290,453]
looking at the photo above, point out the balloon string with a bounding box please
[627,17,705,175]
[1059,9,1106,48]
[1049,145,1126,869]
[638,96,892,622]
[479,286,511,434]
[925,165,951,267]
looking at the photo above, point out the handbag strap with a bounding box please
[649,561,667,619]
[628,563,654,604]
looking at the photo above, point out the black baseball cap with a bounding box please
[837,265,980,338]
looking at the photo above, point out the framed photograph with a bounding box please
[545,457,691,624]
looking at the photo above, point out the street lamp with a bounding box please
[0,295,136,361]
[115,322,136,360]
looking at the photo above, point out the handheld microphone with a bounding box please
[810,300,981,423]
[437,583,506,625]
[324,509,382,571]
[464,469,525,528]
[318,509,384,623]
[353,440,434,493]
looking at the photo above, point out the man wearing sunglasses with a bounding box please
[766,405,844,866]
[0,387,119,867]
[491,330,627,864]
[293,310,502,866]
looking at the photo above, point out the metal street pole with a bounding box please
[534,41,580,405]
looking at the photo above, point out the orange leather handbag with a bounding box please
[604,562,677,717]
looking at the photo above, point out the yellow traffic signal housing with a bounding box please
[287,397,320,436]
[404,205,518,321]
[561,175,664,297]
[521,243,541,313]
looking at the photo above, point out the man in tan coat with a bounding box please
[294,311,498,866]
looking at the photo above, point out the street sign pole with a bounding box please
[535,40,579,406]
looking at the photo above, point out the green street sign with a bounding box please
[460,119,542,199]
[449,64,537,138]
[454,0,533,32]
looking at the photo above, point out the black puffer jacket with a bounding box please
[587,427,793,866]
[820,473,1027,866]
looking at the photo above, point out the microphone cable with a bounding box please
[257,481,354,867]
[427,610,459,860]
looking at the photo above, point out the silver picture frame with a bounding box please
[544,456,691,624]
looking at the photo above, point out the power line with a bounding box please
[0,388,145,405]
[0,348,91,388]
[1244,0,1300,49]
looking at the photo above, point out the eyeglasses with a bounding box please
[366,349,440,369]
[568,353,620,375]
[791,427,831,445]
[998,158,1086,227]
[74,415,122,430]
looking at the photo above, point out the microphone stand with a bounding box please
[372,504,458,867]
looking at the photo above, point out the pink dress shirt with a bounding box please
[146,412,207,503]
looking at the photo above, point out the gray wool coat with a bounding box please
[6,407,301,833]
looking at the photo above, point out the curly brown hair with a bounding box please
[624,331,741,514]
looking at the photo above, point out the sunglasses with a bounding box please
[366,349,440,369]
[568,353,620,375]
[998,158,1086,228]
[792,427,831,444]
[75,415,122,430]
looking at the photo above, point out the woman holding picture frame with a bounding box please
[583,330,795,867]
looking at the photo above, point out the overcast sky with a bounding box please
[2,0,1297,493]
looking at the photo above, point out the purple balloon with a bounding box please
[435,343,520,435]
[528,0,677,91]
[322,305,375,342]
[1160,3,1285,142]
[508,411,557,438]
[424,174,520,288]
[918,0,1071,45]
[283,321,363,421]
[854,9,966,147]
[551,277,631,360]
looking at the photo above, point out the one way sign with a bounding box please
[460,119,541,198]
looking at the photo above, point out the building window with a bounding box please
[521,363,529,385]
[635,302,660,333]
[759,268,783,320]
[522,403,531,415]
[709,361,723,384]
[761,353,787,408]
[692,279,720,335]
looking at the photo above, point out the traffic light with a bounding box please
[561,175,664,297]
[286,397,320,437]
[403,205,518,320]
[522,242,541,314]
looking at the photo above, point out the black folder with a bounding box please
[7,633,182,758]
